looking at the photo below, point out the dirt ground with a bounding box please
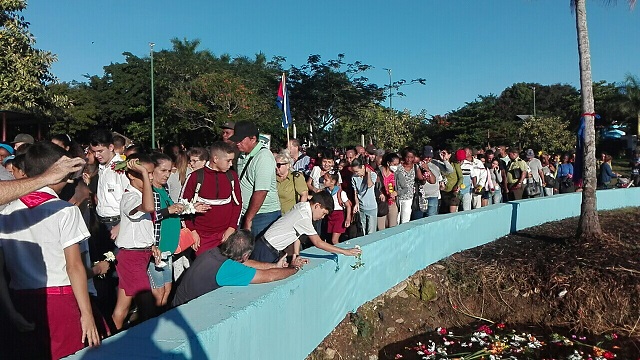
[307,208,640,360]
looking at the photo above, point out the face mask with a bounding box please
[389,165,398,172]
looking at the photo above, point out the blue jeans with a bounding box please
[412,197,439,219]
[491,190,503,204]
[248,211,281,238]
[359,208,377,235]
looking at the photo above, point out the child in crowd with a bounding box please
[0,141,100,359]
[350,157,378,235]
[111,154,161,330]
[323,172,352,245]
[249,191,361,263]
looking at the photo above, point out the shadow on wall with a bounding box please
[79,309,207,359]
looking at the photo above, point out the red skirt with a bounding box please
[326,210,346,234]
[9,286,84,359]
[116,248,153,296]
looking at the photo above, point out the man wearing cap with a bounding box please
[11,134,34,150]
[364,144,379,171]
[221,122,235,144]
[231,120,281,237]
[221,122,239,170]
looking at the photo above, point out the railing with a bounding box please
[70,188,640,359]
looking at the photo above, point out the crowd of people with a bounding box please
[0,121,637,359]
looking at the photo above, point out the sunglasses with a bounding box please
[276,163,289,167]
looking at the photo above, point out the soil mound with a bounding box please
[307,208,640,360]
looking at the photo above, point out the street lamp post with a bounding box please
[150,42,155,149]
[383,68,392,111]
[532,86,536,118]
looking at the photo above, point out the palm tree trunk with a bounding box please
[575,0,603,239]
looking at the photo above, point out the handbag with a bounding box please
[175,222,196,254]
[346,212,364,239]
[544,174,557,188]
[525,181,541,197]
[374,169,389,217]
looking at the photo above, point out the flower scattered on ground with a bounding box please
[395,323,622,360]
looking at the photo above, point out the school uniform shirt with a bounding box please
[329,188,349,211]
[115,185,155,249]
[309,166,342,191]
[263,202,317,251]
[96,155,129,217]
[180,166,242,237]
[0,187,89,290]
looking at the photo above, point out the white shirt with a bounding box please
[96,155,129,217]
[264,202,317,251]
[330,189,349,211]
[0,187,89,290]
[115,185,155,249]
[309,166,342,191]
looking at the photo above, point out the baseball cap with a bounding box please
[455,149,467,162]
[228,120,259,142]
[526,149,535,159]
[2,155,14,165]
[422,145,434,158]
[221,122,235,130]
[12,133,34,145]
[365,144,377,155]
[0,143,14,155]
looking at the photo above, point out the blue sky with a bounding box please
[24,0,638,116]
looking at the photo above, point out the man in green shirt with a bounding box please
[231,121,282,237]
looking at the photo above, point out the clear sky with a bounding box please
[24,0,638,116]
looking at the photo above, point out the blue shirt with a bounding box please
[216,259,257,286]
[557,163,574,179]
[351,171,378,211]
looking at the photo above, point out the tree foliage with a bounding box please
[518,116,574,153]
[0,0,59,112]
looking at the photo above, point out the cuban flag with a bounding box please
[276,73,292,129]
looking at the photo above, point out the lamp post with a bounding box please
[150,42,155,149]
[532,86,536,118]
[383,68,392,111]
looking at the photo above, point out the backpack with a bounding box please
[192,168,239,206]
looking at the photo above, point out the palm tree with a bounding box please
[619,74,640,136]
[572,0,636,240]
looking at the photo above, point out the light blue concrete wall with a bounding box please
[71,188,639,360]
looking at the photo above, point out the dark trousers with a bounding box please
[249,237,281,263]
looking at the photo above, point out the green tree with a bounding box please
[518,116,574,153]
[0,0,59,112]
[287,54,385,142]
[618,74,640,136]
[571,0,636,240]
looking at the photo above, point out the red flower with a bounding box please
[477,325,493,335]
[437,327,447,335]
[496,323,506,330]
[603,351,615,359]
